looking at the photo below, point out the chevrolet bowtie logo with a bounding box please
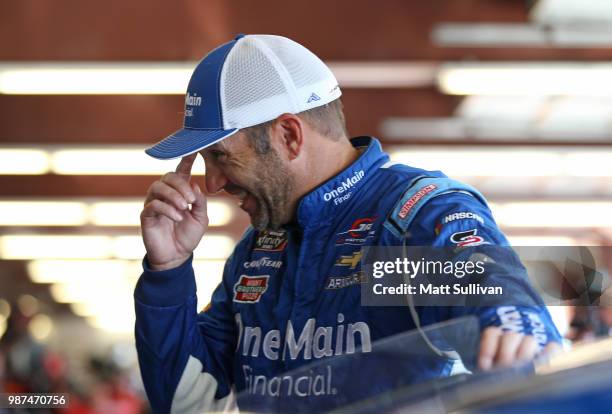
[335,252,362,269]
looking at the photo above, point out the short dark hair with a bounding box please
[241,98,348,154]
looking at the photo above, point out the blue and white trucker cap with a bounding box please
[146,34,342,159]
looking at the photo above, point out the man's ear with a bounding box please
[271,113,304,161]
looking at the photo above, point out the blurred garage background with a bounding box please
[1,0,611,412]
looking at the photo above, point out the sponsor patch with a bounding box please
[254,230,288,252]
[233,275,269,303]
[435,211,485,235]
[335,251,362,269]
[397,184,437,219]
[336,217,376,245]
[325,272,365,290]
[243,257,283,270]
[450,229,488,247]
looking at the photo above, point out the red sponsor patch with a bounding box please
[398,184,437,219]
[233,275,269,303]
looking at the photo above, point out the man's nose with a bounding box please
[204,161,228,194]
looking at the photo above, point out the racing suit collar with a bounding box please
[296,136,389,228]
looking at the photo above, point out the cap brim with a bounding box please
[145,127,239,160]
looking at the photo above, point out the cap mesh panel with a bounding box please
[223,38,287,112]
[257,35,331,88]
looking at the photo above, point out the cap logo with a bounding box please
[185,93,202,107]
[307,92,321,103]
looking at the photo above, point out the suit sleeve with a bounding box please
[134,255,238,414]
[406,191,562,348]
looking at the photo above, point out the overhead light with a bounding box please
[87,313,135,335]
[432,23,548,47]
[0,299,10,320]
[30,258,226,335]
[381,117,467,140]
[457,96,547,121]
[112,236,147,260]
[90,199,233,227]
[381,117,535,140]
[0,146,208,176]
[199,201,234,227]
[0,62,437,95]
[381,116,612,141]
[1,233,234,260]
[493,201,612,227]
[28,259,133,284]
[0,149,50,174]
[432,23,612,48]
[192,260,226,308]
[0,201,88,226]
[384,95,612,141]
[390,148,563,176]
[565,153,612,176]
[17,294,39,317]
[50,281,135,304]
[388,146,612,177]
[0,198,233,227]
[531,0,612,25]
[0,63,193,95]
[110,234,234,260]
[438,63,612,96]
[28,314,54,342]
[505,235,578,246]
[51,148,205,175]
[70,302,97,317]
[0,235,113,259]
[551,26,612,47]
[89,202,147,226]
[194,235,235,260]
[329,62,436,88]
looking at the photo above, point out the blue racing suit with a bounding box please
[134,137,561,413]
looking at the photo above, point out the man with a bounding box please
[135,34,561,413]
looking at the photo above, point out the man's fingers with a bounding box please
[189,181,208,224]
[515,335,539,362]
[141,199,183,222]
[478,327,503,371]
[161,173,196,204]
[495,332,524,367]
[542,342,563,358]
[175,153,197,178]
[146,180,192,211]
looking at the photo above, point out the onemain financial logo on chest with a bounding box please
[236,313,372,397]
[323,170,365,205]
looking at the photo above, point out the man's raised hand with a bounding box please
[140,154,208,270]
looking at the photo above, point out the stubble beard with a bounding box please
[249,151,295,231]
